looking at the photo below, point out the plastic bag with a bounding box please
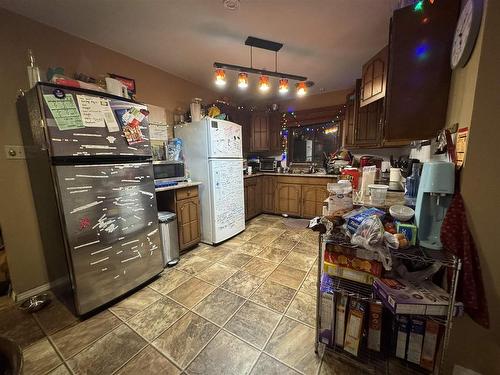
[351,215,392,270]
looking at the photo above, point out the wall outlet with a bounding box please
[4,145,26,160]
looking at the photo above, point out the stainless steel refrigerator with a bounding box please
[174,118,245,244]
[17,83,163,315]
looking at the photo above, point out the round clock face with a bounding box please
[451,0,483,69]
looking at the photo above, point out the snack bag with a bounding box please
[351,215,392,270]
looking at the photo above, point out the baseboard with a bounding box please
[11,277,68,302]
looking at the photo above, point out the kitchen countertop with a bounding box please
[244,172,337,179]
[155,181,202,192]
[323,191,406,210]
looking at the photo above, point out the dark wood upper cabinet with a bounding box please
[251,112,270,152]
[343,88,357,147]
[360,46,388,107]
[269,111,282,154]
[383,0,459,145]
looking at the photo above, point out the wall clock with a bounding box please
[450,0,484,69]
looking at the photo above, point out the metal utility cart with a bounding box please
[315,233,462,374]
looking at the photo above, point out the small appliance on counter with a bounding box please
[153,160,186,184]
[158,212,180,266]
[247,157,261,172]
[359,155,383,169]
[415,161,455,250]
[260,157,277,172]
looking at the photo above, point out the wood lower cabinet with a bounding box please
[301,185,329,219]
[275,183,302,217]
[176,197,201,250]
[261,175,276,213]
[244,177,261,221]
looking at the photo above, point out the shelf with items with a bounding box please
[315,234,462,375]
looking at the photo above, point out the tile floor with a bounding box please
[0,214,358,375]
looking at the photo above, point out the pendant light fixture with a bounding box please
[296,81,308,96]
[213,36,311,95]
[214,69,226,86]
[278,78,289,94]
[259,75,270,92]
[238,72,249,89]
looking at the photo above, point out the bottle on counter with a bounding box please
[27,49,41,89]
[404,163,421,207]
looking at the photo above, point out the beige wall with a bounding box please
[444,1,500,373]
[0,9,217,295]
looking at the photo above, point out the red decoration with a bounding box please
[79,217,91,231]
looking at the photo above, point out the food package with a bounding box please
[351,215,392,270]
[345,207,385,234]
[324,250,382,278]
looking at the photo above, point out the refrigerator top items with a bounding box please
[174,118,245,244]
[17,83,163,315]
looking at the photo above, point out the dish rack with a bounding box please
[315,233,462,374]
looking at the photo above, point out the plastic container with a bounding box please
[327,182,353,215]
[368,184,389,206]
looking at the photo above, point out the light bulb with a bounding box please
[296,82,307,96]
[259,75,270,92]
[279,78,289,94]
[214,69,226,86]
[238,72,248,89]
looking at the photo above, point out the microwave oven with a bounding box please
[153,160,186,182]
[260,158,277,172]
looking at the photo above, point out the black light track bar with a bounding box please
[213,62,307,82]
[245,36,283,52]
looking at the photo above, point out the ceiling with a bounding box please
[1,0,398,100]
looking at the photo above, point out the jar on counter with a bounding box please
[327,182,353,215]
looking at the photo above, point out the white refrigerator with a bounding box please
[174,118,245,244]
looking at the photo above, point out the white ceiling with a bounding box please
[1,0,398,100]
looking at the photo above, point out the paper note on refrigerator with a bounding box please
[76,95,106,127]
[99,99,120,132]
[43,94,85,131]
[149,124,168,140]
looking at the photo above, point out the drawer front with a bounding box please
[176,186,198,201]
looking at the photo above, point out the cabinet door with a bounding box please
[262,176,276,213]
[275,183,301,217]
[235,110,252,155]
[343,87,357,147]
[244,179,257,221]
[355,99,384,146]
[301,185,329,219]
[269,112,282,153]
[251,112,269,151]
[384,1,459,144]
[176,197,200,250]
[360,46,388,107]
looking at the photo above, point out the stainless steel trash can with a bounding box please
[158,212,180,267]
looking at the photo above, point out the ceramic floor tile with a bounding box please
[109,287,162,321]
[256,246,291,263]
[224,301,281,349]
[117,345,181,375]
[175,256,212,275]
[218,251,253,268]
[196,245,230,262]
[299,271,318,297]
[48,364,72,374]
[152,312,219,369]
[22,338,62,375]
[242,257,277,278]
[196,263,237,286]
[34,298,79,335]
[222,237,247,248]
[168,277,216,308]
[0,307,45,349]
[293,240,318,255]
[193,288,245,326]
[51,310,121,359]
[250,280,296,313]
[236,228,261,241]
[268,265,307,289]
[270,235,299,252]
[247,233,277,247]
[281,230,304,242]
[237,242,264,256]
[67,324,146,375]
[250,353,301,375]
[127,297,187,341]
[265,317,321,375]
[220,271,264,298]
[286,291,316,326]
[186,330,260,375]
[281,251,317,271]
[319,351,368,375]
[149,269,192,295]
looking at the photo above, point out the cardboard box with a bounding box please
[324,250,383,278]
[344,299,366,356]
[407,318,425,364]
[395,221,417,246]
[368,302,383,352]
[396,316,410,359]
[324,261,376,285]
[319,292,335,346]
[335,294,349,347]
[420,320,440,371]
